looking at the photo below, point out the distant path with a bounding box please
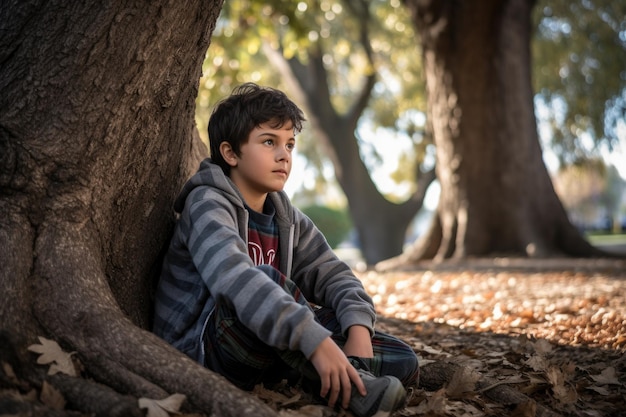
[389,256,625,276]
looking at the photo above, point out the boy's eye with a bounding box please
[287,143,295,150]
[264,139,274,146]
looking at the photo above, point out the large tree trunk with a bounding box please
[0,1,276,415]
[381,0,604,268]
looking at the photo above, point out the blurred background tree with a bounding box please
[196,0,625,265]
[553,160,625,232]
[301,204,353,248]
[533,0,626,236]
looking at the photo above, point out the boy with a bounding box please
[153,83,418,417]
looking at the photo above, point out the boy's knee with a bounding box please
[402,352,420,387]
[385,344,420,387]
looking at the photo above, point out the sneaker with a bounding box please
[348,369,407,417]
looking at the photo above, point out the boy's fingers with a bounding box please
[341,371,352,409]
[350,366,367,397]
[319,375,330,400]
[327,374,341,408]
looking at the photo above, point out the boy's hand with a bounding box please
[343,325,374,358]
[310,337,367,409]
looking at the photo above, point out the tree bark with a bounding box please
[382,0,605,268]
[0,1,277,415]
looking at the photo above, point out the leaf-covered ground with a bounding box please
[3,257,624,417]
[258,257,626,417]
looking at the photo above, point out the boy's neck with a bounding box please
[242,193,267,213]
[227,171,268,212]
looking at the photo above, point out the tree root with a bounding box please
[1,322,278,417]
[420,361,561,417]
[4,325,563,417]
[1,337,141,417]
[48,374,143,417]
[0,395,83,417]
[22,223,279,417]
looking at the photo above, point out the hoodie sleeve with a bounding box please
[288,208,377,336]
[184,187,332,358]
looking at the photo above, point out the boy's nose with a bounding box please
[276,147,290,161]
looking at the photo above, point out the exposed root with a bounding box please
[420,361,560,417]
[48,374,143,417]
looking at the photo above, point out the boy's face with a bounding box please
[224,121,296,209]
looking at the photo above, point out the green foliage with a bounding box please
[532,0,626,163]
[301,205,352,248]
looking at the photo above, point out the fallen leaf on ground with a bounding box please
[278,404,329,417]
[446,366,481,398]
[590,367,620,385]
[40,380,65,410]
[138,393,186,417]
[27,336,77,376]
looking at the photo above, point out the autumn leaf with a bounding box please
[446,366,480,398]
[27,336,77,377]
[587,385,611,395]
[411,388,448,414]
[2,362,19,385]
[254,384,294,405]
[523,354,548,372]
[532,339,553,355]
[278,405,327,417]
[546,367,577,405]
[590,367,620,385]
[416,343,448,356]
[138,393,186,417]
[40,380,66,410]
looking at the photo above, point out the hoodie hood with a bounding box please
[174,159,294,223]
[173,159,244,213]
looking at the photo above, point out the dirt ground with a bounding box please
[259,256,626,417]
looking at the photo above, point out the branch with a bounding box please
[343,0,377,127]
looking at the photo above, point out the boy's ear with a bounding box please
[219,142,238,167]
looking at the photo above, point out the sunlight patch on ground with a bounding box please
[357,261,626,350]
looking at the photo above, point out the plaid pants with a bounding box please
[204,265,419,390]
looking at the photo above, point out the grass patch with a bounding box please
[585,233,626,246]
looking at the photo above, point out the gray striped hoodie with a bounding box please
[153,159,376,365]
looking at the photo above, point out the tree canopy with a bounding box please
[200,0,625,193]
[532,0,626,164]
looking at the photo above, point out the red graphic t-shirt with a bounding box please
[247,200,280,269]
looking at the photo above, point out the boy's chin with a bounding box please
[273,181,289,192]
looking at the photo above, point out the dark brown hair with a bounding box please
[208,83,306,175]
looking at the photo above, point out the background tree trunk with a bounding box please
[383,0,603,267]
[265,45,436,266]
[0,1,276,415]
